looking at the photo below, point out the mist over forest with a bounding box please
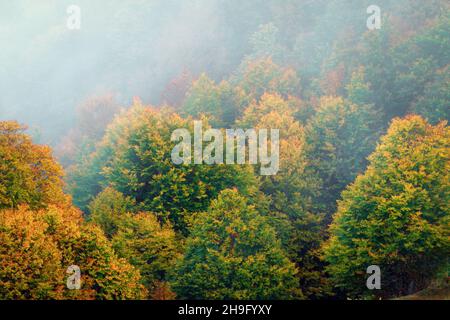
[0,0,449,301]
[2,0,435,143]
[2,0,294,143]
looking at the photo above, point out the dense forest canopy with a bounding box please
[0,0,449,300]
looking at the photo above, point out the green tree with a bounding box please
[65,145,109,212]
[324,115,450,299]
[234,57,300,101]
[111,212,180,296]
[253,108,328,298]
[88,187,137,238]
[305,95,381,218]
[411,65,450,124]
[345,67,375,106]
[238,93,327,297]
[247,22,285,63]
[172,189,300,299]
[238,92,299,127]
[182,74,249,127]
[71,101,260,233]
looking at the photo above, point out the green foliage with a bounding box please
[111,212,180,295]
[88,187,179,297]
[67,223,147,300]
[88,187,137,238]
[345,67,375,106]
[305,96,382,217]
[172,189,300,299]
[182,74,249,127]
[234,57,300,100]
[79,101,260,233]
[66,146,109,212]
[247,22,285,62]
[4,1,450,301]
[411,65,450,124]
[324,115,450,299]
[242,97,328,298]
[238,92,298,127]
[351,12,450,120]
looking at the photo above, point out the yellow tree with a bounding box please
[0,121,68,209]
[324,115,449,298]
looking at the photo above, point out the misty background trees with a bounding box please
[0,0,449,299]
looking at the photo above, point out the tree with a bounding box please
[323,115,449,299]
[182,74,248,127]
[71,101,261,233]
[161,69,193,109]
[87,187,179,297]
[182,74,221,123]
[234,57,300,101]
[65,223,147,300]
[305,95,381,218]
[253,108,328,298]
[0,121,68,210]
[345,67,375,106]
[171,189,300,299]
[237,92,298,127]
[347,12,450,121]
[88,187,138,238]
[65,144,109,212]
[410,65,450,124]
[55,93,121,167]
[247,22,285,63]
[111,212,180,297]
[0,206,64,299]
[0,204,147,299]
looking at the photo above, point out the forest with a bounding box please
[0,0,449,300]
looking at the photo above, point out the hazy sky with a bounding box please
[0,0,254,143]
[1,0,425,143]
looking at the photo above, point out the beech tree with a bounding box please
[411,65,450,124]
[237,93,327,297]
[305,95,381,218]
[182,74,249,127]
[0,121,68,209]
[111,212,180,297]
[72,101,261,233]
[234,57,300,101]
[172,189,300,299]
[0,205,147,300]
[88,187,138,238]
[324,115,449,298]
[253,108,327,298]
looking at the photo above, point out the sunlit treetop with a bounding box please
[0,121,69,209]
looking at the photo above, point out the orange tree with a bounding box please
[0,121,68,209]
[0,204,147,299]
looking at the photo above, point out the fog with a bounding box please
[0,0,263,143]
[0,0,437,144]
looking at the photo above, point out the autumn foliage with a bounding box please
[1,1,450,300]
